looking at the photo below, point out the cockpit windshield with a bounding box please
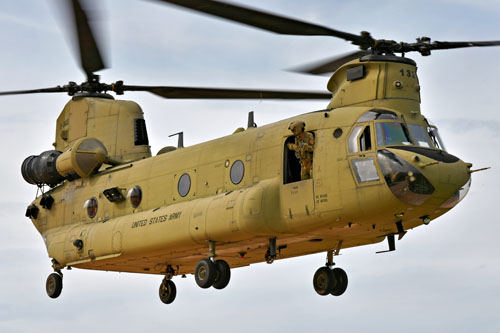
[358,110,447,151]
[376,122,412,146]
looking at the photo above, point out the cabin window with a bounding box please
[134,119,149,146]
[84,197,98,218]
[351,158,379,183]
[178,173,191,197]
[127,186,142,208]
[230,160,245,184]
[376,122,412,146]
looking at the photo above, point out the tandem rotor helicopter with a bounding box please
[2,0,498,304]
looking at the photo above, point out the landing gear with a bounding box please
[312,266,348,296]
[312,250,348,297]
[46,272,63,299]
[194,241,231,289]
[194,258,232,289]
[159,278,177,304]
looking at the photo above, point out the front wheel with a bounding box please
[46,273,63,299]
[159,279,177,304]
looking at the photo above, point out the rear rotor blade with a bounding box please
[290,50,371,75]
[70,0,106,78]
[120,85,331,99]
[157,0,374,48]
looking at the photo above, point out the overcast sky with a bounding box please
[1,0,499,332]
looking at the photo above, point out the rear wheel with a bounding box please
[313,267,334,296]
[331,267,348,296]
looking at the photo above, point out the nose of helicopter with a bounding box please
[377,148,471,208]
[426,158,471,207]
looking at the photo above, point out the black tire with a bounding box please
[212,260,231,290]
[195,258,217,288]
[46,273,63,299]
[159,280,177,304]
[331,267,348,296]
[313,267,334,296]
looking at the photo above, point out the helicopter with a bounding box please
[1,0,498,305]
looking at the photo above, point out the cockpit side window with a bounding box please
[428,126,446,151]
[408,124,433,148]
[349,125,372,153]
[359,126,371,151]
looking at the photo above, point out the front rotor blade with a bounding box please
[290,50,371,75]
[70,0,106,78]
[0,86,68,96]
[121,85,331,99]
[157,0,373,48]
[429,40,500,50]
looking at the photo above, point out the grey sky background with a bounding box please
[1,0,499,332]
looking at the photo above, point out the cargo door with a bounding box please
[281,134,315,218]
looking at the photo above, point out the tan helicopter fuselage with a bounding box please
[28,57,470,276]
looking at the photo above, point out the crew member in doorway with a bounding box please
[287,121,315,180]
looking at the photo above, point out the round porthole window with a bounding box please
[84,197,98,218]
[178,173,191,197]
[230,160,245,184]
[127,186,142,208]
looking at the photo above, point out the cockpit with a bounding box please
[347,108,469,208]
[349,109,446,152]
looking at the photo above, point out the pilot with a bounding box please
[287,121,315,180]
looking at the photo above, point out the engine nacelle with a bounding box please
[21,150,64,186]
[21,138,110,187]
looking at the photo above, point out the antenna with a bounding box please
[168,132,184,148]
[247,111,257,129]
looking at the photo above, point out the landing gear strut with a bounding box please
[312,250,348,297]
[265,237,277,264]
